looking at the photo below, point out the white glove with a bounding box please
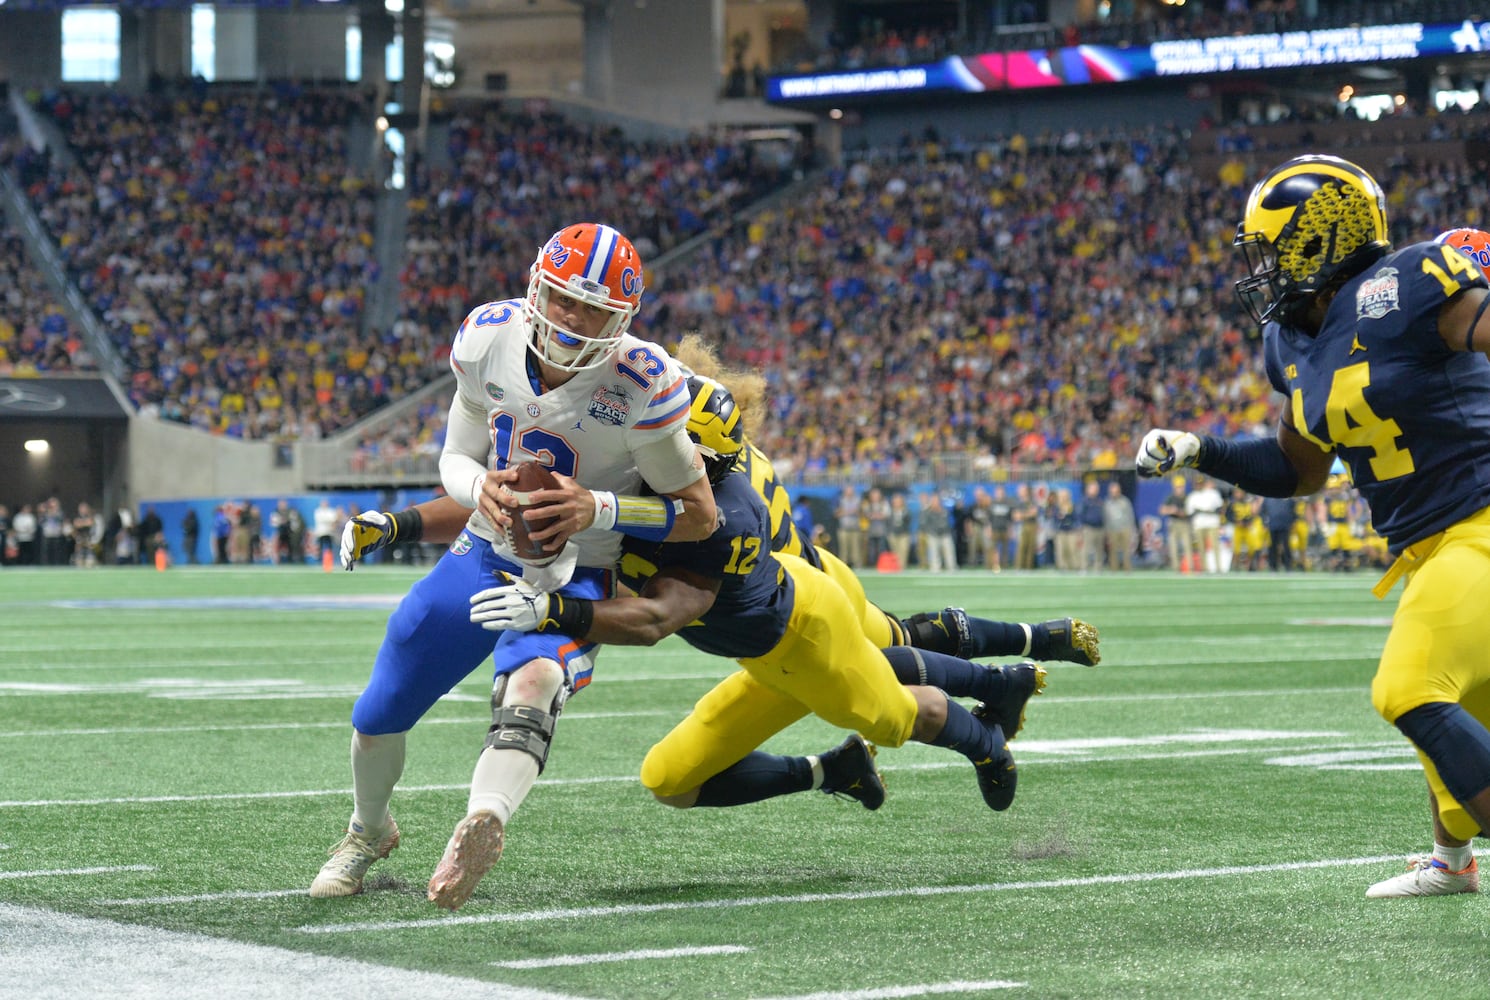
[340,511,394,571]
[1135,429,1201,478]
[469,575,553,632]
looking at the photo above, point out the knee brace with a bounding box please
[486,660,567,773]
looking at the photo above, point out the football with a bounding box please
[501,461,562,564]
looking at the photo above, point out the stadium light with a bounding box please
[24,439,49,454]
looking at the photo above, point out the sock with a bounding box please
[1393,702,1490,805]
[350,730,406,836]
[467,745,540,828]
[969,619,1032,658]
[1435,841,1474,872]
[925,698,1000,763]
[903,610,1029,658]
[693,752,812,807]
[807,754,825,789]
[882,646,1006,703]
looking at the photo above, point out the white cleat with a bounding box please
[309,820,400,898]
[1365,856,1479,898]
[427,810,504,911]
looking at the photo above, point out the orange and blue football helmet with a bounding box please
[525,223,645,371]
[1435,227,1490,279]
[1234,155,1390,328]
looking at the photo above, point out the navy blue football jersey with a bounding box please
[1263,240,1490,549]
[617,471,792,659]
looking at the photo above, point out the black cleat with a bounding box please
[819,734,886,810]
[1031,618,1101,666]
[972,660,1047,740]
[902,607,974,659]
[971,724,1017,811]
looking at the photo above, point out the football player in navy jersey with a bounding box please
[470,376,1050,815]
[1136,157,1490,898]
[669,335,1099,668]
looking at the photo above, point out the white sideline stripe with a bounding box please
[1052,686,1362,704]
[493,945,750,969]
[3,736,1391,810]
[99,889,308,906]
[0,710,671,739]
[0,865,155,880]
[0,687,1369,737]
[296,854,1428,934]
[0,780,615,809]
[753,981,1024,1000]
[0,903,591,1000]
[85,843,1490,911]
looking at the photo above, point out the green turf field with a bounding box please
[1,565,1483,999]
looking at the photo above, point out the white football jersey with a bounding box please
[447,297,695,569]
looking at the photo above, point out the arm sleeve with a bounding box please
[1195,436,1299,498]
[632,430,706,496]
[438,391,493,508]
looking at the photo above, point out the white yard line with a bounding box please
[0,903,592,1000]
[0,710,673,739]
[0,865,155,880]
[8,736,1399,812]
[752,982,1025,1000]
[296,853,1486,935]
[492,945,751,969]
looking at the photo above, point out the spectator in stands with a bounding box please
[137,505,163,566]
[181,507,200,565]
[1013,484,1041,571]
[213,505,233,566]
[1262,494,1298,572]
[1160,475,1196,572]
[833,486,865,568]
[1078,480,1106,573]
[40,498,67,566]
[887,491,912,570]
[1053,488,1080,571]
[1186,480,1226,573]
[918,490,956,573]
[11,503,37,566]
[313,498,339,560]
[1101,481,1137,572]
[864,487,891,567]
[71,501,98,567]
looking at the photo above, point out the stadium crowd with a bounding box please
[0,220,89,374]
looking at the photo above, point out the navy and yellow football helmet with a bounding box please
[686,375,744,485]
[1233,155,1390,328]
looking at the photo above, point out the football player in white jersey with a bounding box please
[309,223,715,911]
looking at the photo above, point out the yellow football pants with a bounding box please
[640,552,919,798]
[816,547,903,648]
[1371,504,1490,839]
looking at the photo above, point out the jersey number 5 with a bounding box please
[1290,361,1414,482]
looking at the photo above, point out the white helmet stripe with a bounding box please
[584,225,620,285]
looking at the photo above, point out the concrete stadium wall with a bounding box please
[127,417,301,500]
[0,13,64,88]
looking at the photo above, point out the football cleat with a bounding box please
[972,661,1047,740]
[1032,618,1101,666]
[818,733,886,811]
[902,607,975,659]
[1365,856,1479,898]
[309,819,400,898]
[427,810,505,911]
[971,723,1017,812]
